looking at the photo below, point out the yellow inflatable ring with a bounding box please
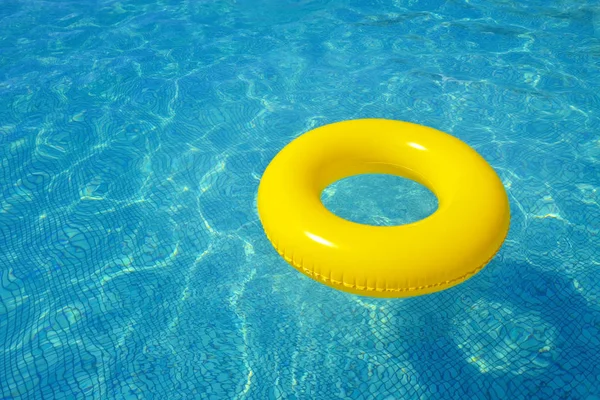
[258,119,510,298]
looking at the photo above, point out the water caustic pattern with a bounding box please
[0,0,598,398]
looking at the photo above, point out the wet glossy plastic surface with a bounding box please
[258,119,510,297]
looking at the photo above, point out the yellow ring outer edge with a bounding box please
[258,119,511,298]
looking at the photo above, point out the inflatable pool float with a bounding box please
[257,119,510,298]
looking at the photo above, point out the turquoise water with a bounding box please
[1,0,599,398]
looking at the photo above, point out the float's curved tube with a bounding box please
[258,119,510,298]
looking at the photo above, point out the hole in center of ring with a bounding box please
[320,173,438,226]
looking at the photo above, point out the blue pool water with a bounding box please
[1,0,599,398]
